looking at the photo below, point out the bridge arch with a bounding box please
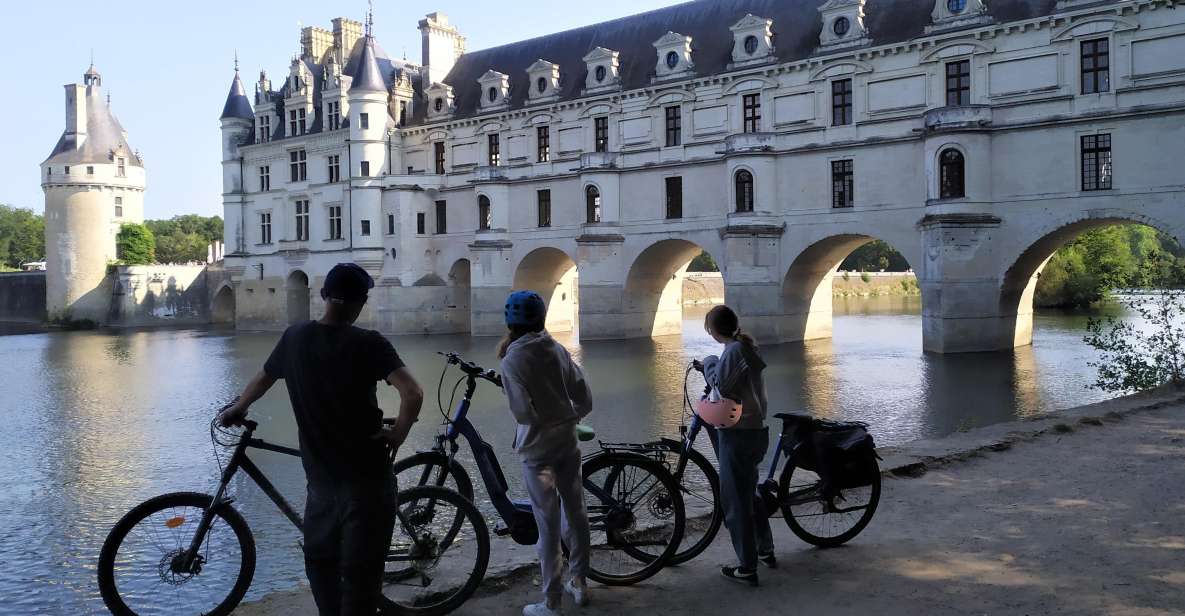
[999,208,1185,348]
[622,238,723,338]
[211,283,235,326]
[286,270,310,324]
[781,232,920,342]
[513,247,579,332]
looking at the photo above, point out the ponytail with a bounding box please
[734,327,758,349]
[705,305,758,349]
[496,323,541,359]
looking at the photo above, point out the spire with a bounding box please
[366,0,374,36]
[350,29,386,93]
[220,63,255,121]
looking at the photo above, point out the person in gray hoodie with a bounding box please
[700,305,776,586]
[498,290,593,616]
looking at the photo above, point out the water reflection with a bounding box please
[0,296,1125,612]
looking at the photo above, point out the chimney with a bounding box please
[419,12,466,85]
[65,84,87,142]
[332,18,365,62]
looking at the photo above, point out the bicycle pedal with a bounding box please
[493,523,512,537]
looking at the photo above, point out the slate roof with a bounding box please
[428,0,1058,124]
[44,83,143,167]
[351,36,387,92]
[220,71,255,120]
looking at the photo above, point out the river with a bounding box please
[0,296,1125,613]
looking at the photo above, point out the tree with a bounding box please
[1084,290,1185,392]
[840,240,910,272]
[116,223,156,264]
[0,204,45,269]
[1035,224,1185,308]
[688,250,719,272]
[145,215,223,263]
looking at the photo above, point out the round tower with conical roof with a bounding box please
[40,65,146,323]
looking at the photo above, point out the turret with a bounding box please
[220,65,254,193]
[41,65,145,323]
[348,16,390,252]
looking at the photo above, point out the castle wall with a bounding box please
[107,265,209,327]
[0,273,47,322]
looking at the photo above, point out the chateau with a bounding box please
[218,0,1185,352]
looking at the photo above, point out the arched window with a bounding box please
[585,186,602,223]
[735,170,755,213]
[939,148,966,199]
[478,195,492,230]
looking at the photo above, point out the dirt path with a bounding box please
[240,395,1185,616]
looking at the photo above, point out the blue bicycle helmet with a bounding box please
[505,290,547,328]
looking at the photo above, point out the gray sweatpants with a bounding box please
[522,447,591,604]
[709,426,774,570]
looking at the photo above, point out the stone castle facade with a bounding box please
[217,0,1185,352]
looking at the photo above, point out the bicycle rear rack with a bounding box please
[598,441,668,460]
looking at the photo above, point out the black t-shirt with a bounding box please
[264,321,405,484]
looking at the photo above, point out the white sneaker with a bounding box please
[523,602,563,616]
[564,579,590,607]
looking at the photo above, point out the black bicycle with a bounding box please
[97,417,489,616]
[633,361,882,562]
[393,352,685,586]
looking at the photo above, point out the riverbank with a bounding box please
[237,386,1185,615]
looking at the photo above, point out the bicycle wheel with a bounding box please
[777,458,880,548]
[393,451,475,502]
[381,485,489,616]
[647,439,722,565]
[98,492,256,616]
[582,452,684,586]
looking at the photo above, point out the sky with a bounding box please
[1,0,685,218]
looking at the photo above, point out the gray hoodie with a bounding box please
[702,339,768,430]
[500,332,593,461]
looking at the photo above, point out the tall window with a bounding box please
[435,200,448,234]
[831,160,854,208]
[537,126,550,162]
[295,199,309,240]
[1081,38,1110,94]
[327,155,340,183]
[939,149,966,199]
[289,109,297,136]
[298,108,306,134]
[594,117,609,153]
[289,108,306,136]
[488,133,501,166]
[360,161,370,177]
[742,94,761,133]
[665,106,682,146]
[259,165,271,192]
[585,186,602,223]
[289,149,307,182]
[416,212,426,235]
[434,142,446,174]
[258,115,271,142]
[398,101,408,126]
[735,170,754,213]
[328,205,343,240]
[326,101,340,130]
[360,113,369,130]
[1081,133,1112,191]
[478,195,492,230]
[114,196,123,218]
[387,213,395,235]
[832,79,853,126]
[116,157,126,177]
[260,212,272,244]
[360,219,371,236]
[946,60,971,106]
[665,176,683,219]
[537,189,552,228]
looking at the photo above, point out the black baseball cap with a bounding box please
[322,263,374,303]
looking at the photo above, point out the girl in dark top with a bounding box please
[700,305,776,586]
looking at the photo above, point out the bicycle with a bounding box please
[632,360,881,562]
[392,352,686,586]
[97,416,489,616]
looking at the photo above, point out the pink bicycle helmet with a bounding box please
[696,393,742,429]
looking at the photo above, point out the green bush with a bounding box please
[860,271,871,284]
[1084,290,1185,392]
[0,204,45,269]
[116,223,156,265]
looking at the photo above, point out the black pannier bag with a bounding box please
[782,415,879,496]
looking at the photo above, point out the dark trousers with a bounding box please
[708,426,774,570]
[303,477,398,616]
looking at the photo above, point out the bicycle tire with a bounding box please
[393,451,475,502]
[777,457,881,548]
[582,452,684,586]
[98,492,256,616]
[646,439,723,565]
[381,485,489,616]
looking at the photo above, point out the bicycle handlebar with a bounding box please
[439,352,503,388]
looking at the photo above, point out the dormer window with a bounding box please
[527,60,560,101]
[477,70,510,110]
[435,98,443,112]
[537,78,546,93]
[833,17,850,36]
[818,0,870,50]
[487,87,497,103]
[426,83,455,119]
[653,32,695,81]
[595,66,606,82]
[744,36,759,55]
[582,47,621,93]
[729,14,775,67]
[927,0,989,33]
[666,52,679,69]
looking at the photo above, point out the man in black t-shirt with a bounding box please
[219,263,423,616]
